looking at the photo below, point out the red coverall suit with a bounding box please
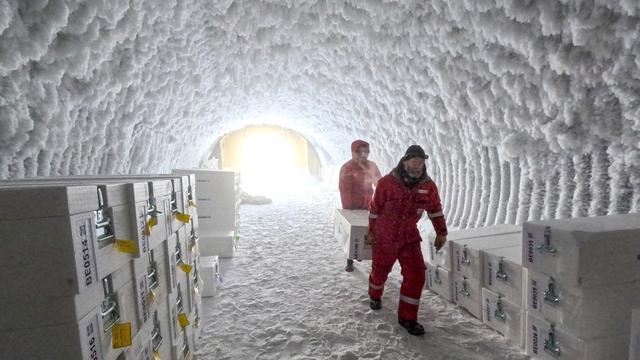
[368,171,447,321]
[338,140,381,209]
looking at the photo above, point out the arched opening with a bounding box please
[214,125,322,196]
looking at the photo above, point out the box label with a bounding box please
[527,232,534,263]
[74,215,98,292]
[485,297,491,321]
[487,261,493,286]
[80,313,103,360]
[531,324,539,354]
[531,279,539,310]
[137,274,149,324]
[137,204,149,255]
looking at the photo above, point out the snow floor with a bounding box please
[194,187,529,359]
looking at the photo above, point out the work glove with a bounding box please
[434,234,447,251]
[366,231,376,248]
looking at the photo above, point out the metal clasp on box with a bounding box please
[434,266,442,285]
[152,311,163,351]
[544,323,562,357]
[95,186,115,245]
[461,245,471,265]
[192,258,199,288]
[170,181,179,215]
[496,257,508,281]
[175,241,183,266]
[182,329,191,358]
[190,225,199,248]
[101,275,120,332]
[459,277,470,297]
[147,249,159,290]
[494,296,506,321]
[537,226,556,254]
[176,283,184,313]
[147,197,162,218]
[544,277,560,306]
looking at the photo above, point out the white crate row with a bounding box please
[423,214,640,358]
[0,175,208,360]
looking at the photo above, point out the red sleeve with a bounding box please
[339,164,352,209]
[425,181,447,236]
[368,178,386,233]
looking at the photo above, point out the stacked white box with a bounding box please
[631,308,640,360]
[482,246,525,306]
[523,213,640,359]
[334,209,371,261]
[200,230,236,258]
[481,245,526,349]
[423,224,520,302]
[201,256,221,298]
[425,262,453,302]
[451,233,521,318]
[526,311,630,360]
[482,287,524,349]
[1,174,204,360]
[173,169,239,235]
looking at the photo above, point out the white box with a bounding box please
[527,269,640,338]
[425,261,453,302]
[165,284,188,347]
[0,306,107,360]
[151,305,172,360]
[0,184,99,218]
[200,231,236,258]
[523,213,640,288]
[174,169,238,232]
[631,308,640,360]
[423,233,453,271]
[201,256,221,298]
[482,287,524,349]
[0,212,99,299]
[334,209,371,261]
[163,233,179,294]
[452,273,482,319]
[482,246,525,305]
[526,311,630,360]
[449,224,521,241]
[452,233,521,279]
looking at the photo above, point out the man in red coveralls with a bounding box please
[367,145,448,336]
[339,139,382,272]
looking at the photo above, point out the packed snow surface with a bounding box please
[195,188,527,359]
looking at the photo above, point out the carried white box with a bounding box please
[334,209,371,261]
[425,261,453,302]
[449,224,521,241]
[482,287,524,349]
[452,273,483,319]
[452,233,521,279]
[482,246,525,305]
[631,308,640,360]
[523,213,640,288]
[200,230,236,258]
[527,268,640,339]
[526,311,630,360]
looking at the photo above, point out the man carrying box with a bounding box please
[339,139,382,272]
[367,145,448,336]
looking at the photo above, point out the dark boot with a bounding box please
[369,297,382,310]
[398,318,425,336]
[345,259,354,272]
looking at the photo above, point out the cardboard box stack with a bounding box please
[0,174,203,360]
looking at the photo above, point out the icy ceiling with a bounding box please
[1,0,639,226]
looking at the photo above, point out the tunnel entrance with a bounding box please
[216,125,322,196]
